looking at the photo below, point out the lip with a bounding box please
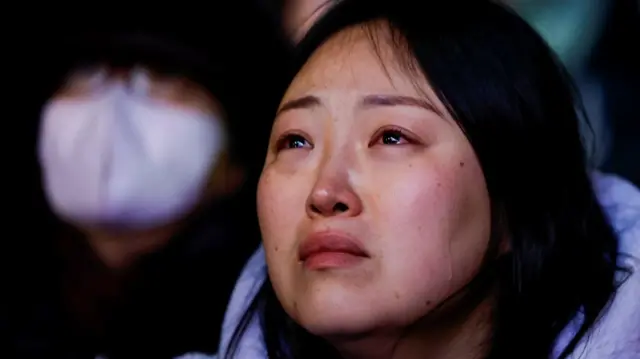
[298,230,369,270]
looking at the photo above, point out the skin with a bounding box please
[258,25,494,359]
[50,66,243,269]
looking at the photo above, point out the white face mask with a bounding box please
[38,69,226,229]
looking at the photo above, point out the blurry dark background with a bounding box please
[506,0,639,185]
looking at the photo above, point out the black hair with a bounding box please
[226,0,624,358]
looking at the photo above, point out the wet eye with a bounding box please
[374,129,411,146]
[382,131,404,145]
[275,133,312,151]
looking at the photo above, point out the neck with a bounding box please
[83,222,181,270]
[330,295,494,359]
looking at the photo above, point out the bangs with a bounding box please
[361,20,441,104]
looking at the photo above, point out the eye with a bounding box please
[275,133,312,152]
[370,127,415,147]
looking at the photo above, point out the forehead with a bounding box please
[284,25,427,101]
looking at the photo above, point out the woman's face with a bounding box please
[258,27,492,337]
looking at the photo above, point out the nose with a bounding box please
[306,164,363,219]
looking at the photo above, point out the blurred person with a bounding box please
[217,0,640,358]
[588,0,640,186]
[505,0,640,186]
[506,0,608,73]
[5,4,291,359]
[507,0,612,168]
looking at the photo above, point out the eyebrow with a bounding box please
[361,94,441,115]
[277,95,320,114]
[276,94,442,117]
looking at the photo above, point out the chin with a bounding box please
[300,310,377,337]
[291,291,382,337]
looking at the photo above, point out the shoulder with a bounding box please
[173,353,217,359]
[217,246,269,358]
[592,172,639,256]
[554,172,640,358]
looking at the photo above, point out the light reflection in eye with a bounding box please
[382,131,403,145]
[370,126,415,147]
[276,133,312,152]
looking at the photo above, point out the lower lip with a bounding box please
[302,252,366,270]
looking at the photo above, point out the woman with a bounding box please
[218,0,639,358]
[6,4,291,359]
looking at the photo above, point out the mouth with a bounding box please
[299,231,369,270]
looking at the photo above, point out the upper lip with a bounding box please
[298,230,369,261]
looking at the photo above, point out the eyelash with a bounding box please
[275,132,312,152]
[274,126,417,152]
[369,126,416,147]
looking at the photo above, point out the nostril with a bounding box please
[333,202,348,213]
[310,204,322,214]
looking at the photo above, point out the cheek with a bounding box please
[370,154,491,314]
[257,168,309,286]
[258,170,298,252]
